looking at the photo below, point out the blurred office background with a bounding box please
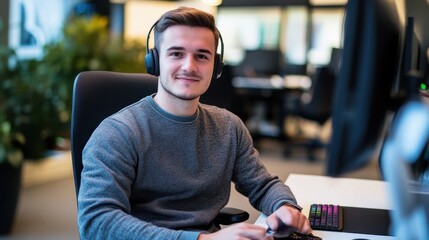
[0,0,426,239]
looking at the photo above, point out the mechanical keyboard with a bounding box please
[309,204,343,231]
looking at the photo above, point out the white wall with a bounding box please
[124,0,217,45]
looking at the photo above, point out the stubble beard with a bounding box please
[159,78,202,101]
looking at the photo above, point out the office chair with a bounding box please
[70,71,249,230]
[283,66,336,161]
[200,64,237,112]
[282,48,341,161]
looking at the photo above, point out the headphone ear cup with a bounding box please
[213,53,224,79]
[145,48,160,76]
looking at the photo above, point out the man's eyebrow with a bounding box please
[166,46,185,52]
[166,46,213,55]
[197,49,213,55]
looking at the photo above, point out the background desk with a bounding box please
[255,174,395,240]
[231,76,311,140]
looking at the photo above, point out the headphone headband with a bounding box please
[145,21,158,56]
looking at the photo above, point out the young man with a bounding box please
[78,7,311,240]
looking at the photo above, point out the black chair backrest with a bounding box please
[199,65,236,111]
[71,71,158,197]
[300,66,336,123]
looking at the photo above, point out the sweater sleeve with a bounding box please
[78,118,200,240]
[230,116,301,216]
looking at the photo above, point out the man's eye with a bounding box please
[197,54,209,60]
[170,52,183,57]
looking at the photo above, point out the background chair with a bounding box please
[200,64,237,112]
[282,49,342,161]
[283,66,336,161]
[71,71,248,230]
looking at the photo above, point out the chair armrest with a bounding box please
[214,207,250,225]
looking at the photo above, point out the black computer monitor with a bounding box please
[237,49,282,77]
[390,17,423,109]
[395,0,429,182]
[400,17,422,82]
[326,0,402,176]
[405,0,429,85]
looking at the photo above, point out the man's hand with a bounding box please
[197,222,273,240]
[265,204,312,235]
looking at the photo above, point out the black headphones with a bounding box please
[145,22,224,80]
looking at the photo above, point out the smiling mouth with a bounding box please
[176,76,200,82]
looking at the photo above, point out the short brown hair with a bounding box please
[153,7,220,51]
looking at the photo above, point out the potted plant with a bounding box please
[39,15,146,121]
[2,15,146,161]
[0,14,145,234]
[0,44,25,235]
[0,117,24,235]
[1,39,68,235]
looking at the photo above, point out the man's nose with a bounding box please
[181,55,197,72]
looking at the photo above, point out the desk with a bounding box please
[255,174,395,240]
[231,75,311,140]
[232,75,311,90]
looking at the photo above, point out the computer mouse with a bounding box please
[266,221,296,238]
[273,232,322,240]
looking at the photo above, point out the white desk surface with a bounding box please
[232,75,311,90]
[255,174,395,240]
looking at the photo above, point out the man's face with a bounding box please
[157,25,216,101]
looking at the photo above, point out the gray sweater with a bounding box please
[78,95,300,240]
